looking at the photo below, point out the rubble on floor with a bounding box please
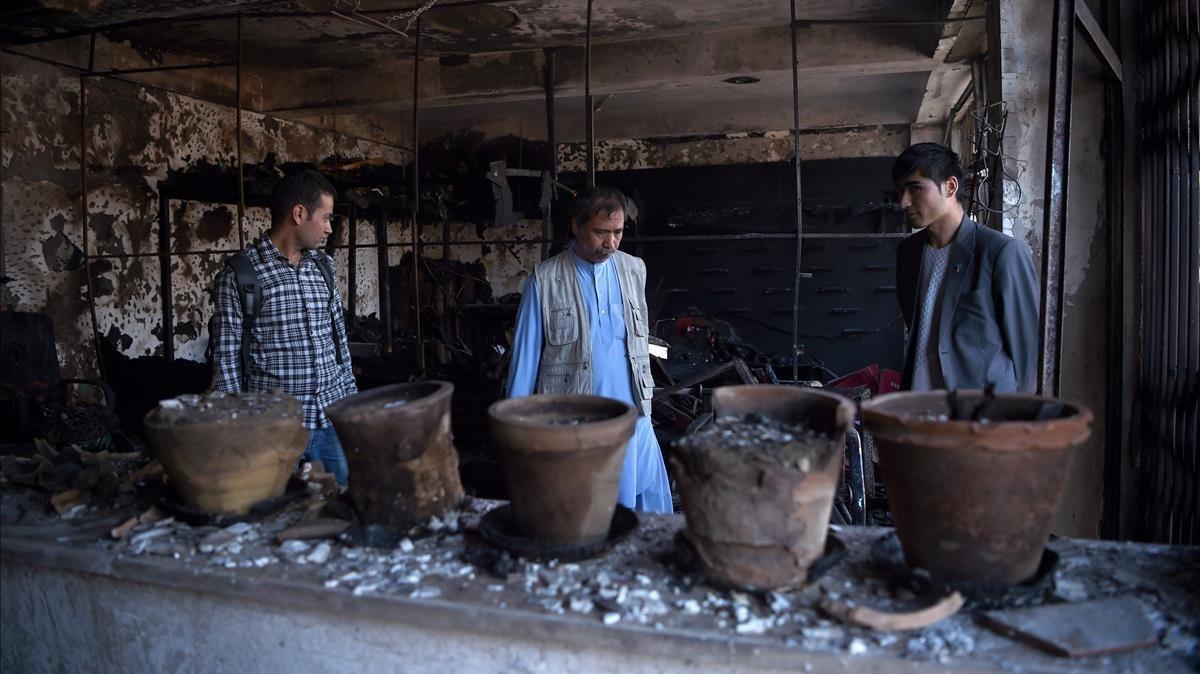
[2,474,1198,673]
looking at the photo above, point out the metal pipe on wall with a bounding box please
[1100,0,1129,539]
[584,0,595,188]
[984,0,1004,227]
[543,47,557,260]
[789,0,805,383]
[236,15,246,251]
[158,194,173,361]
[411,15,425,375]
[378,210,392,354]
[80,34,107,379]
[1037,0,1075,397]
[1,49,6,290]
[347,208,357,334]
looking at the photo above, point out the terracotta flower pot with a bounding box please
[326,381,464,530]
[861,390,1093,585]
[672,385,855,591]
[143,392,307,515]
[488,394,637,545]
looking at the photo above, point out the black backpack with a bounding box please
[214,252,345,391]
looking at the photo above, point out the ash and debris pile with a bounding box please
[147,391,299,425]
[675,414,836,472]
[3,426,1198,672]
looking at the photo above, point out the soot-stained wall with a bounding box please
[2,53,408,376]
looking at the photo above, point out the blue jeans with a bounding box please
[305,426,349,486]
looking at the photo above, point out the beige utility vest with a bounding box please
[533,248,654,416]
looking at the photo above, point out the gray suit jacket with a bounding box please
[896,216,1040,393]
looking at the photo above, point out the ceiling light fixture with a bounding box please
[724,76,760,85]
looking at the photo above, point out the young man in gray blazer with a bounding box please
[893,143,1040,393]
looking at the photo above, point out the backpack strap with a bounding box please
[312,253,345,366]
[225,253,260,392]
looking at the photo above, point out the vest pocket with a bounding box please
[630,306,647,337]
[538,363,578,395]
[548,306,578,345]
[633,356,655,400]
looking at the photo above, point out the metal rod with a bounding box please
[158,193,174,361]
[347,208,357,334]
[83,232,897,257]
[584,0,595,188]
[378,211,392,354]
[402,232,906,247]
[10,0,521,47]
[984,0,1004,226]
[1073,1,1122,82]
[8,0,297,46]
[1098,0,1128,540]
[79,50,106,380]
[1037,0,1075,397]
[411,15,425,375]
[81,62,237,78]
[236,16,246,252]
[789,0,804,384]
[543,47,557,260]
[793,16,986,26]
[0,49,5,290]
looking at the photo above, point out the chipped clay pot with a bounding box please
[326,381,464,530]
[488,394,637,546]
[862,390,1093,585]
[144,391,308,515]
[672,385,855,591]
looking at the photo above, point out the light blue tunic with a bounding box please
[506,246,674,513]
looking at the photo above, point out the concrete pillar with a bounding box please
[999,0,1112,538]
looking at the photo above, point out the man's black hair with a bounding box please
[571,186,638,226]
[270,169,337,227]
[892,143,965,199]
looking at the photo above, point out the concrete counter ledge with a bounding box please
[2,493,1197,673]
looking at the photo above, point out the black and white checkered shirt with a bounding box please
[211,236,357,429]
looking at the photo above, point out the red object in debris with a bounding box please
[827,364,901,397]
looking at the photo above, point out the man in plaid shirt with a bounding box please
[211,170,358,484]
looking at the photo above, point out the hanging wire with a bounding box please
[964,101,1023,219]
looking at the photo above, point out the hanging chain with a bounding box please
[333,0,438,37]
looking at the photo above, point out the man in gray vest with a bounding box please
[506,186,672,513]
[893,143,1040,393]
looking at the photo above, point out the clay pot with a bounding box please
[143,392,307,515]
[861,390,1093,585]
[326,381,464,530]
[488,394,637,545]
[672,385,855,591]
